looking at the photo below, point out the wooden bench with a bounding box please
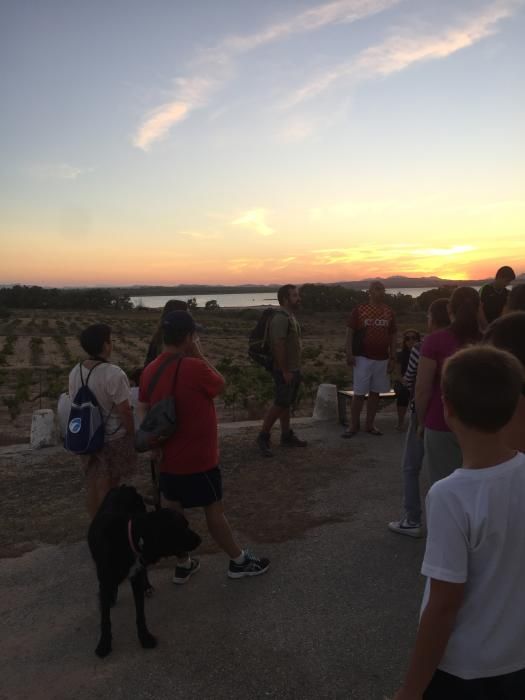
[337,389,396,426]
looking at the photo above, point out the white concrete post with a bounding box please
[312,383,338,421]
[30,409,58,449]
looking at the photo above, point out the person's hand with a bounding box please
[282,370,294,384]
[346,353,356,367]
[190,337,204,359]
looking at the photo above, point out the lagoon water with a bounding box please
[131,288,437,309]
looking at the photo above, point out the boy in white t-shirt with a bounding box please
[394,346,525,700]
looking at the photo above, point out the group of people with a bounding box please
[69,306,269,582]
[67,266,525,698]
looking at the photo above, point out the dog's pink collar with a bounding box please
[128,519,141,557]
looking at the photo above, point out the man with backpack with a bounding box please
[68,324,136,517]
[256,284,307,457]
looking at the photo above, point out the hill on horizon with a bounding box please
[2,273,524,294]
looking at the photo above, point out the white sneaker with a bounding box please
[388,517,423,538]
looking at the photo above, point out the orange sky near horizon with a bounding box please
[2,234,524,286]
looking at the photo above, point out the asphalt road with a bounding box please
[0,411,426,700]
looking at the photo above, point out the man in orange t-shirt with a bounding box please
[138,311,269,583]
[344,281,397,437]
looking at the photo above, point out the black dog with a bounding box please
[88,485,201,658]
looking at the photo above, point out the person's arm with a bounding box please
[115,399,135,436]
[346,309,358,366]
[478,304,489,331]
[273,338,292,381]
[478,284,491,330]
[190,338,226,393]
[388,332,397,373]
[415,356,436,432]
[269,314,294,382]
[393,579,465,700]
[345,327,355,366]
[136,400,149,425]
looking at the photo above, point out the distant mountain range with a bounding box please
[1,274,523,294]
[337,275,488,289]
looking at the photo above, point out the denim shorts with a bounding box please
[273,370,302,408]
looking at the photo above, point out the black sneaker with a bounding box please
[228,551,270,579]
[256,432,273,457]
[281,429,307,447]
[172,557,200,584]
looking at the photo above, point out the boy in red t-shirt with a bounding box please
[138,311,269,582]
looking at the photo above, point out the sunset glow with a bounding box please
[1,0,524,286]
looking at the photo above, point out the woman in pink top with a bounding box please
[415,287,481,484]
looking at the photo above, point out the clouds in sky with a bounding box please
[285,0,522,107]
[133,0,402,150]
[133,0,523,151]
[26,162,93,180]
[222,242,483,278]
[232,208,275,236]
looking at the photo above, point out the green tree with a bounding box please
[416,286,456,311]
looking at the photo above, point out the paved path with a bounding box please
[0,412,426,700]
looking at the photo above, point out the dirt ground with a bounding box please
[0,422,363,561]
[0,411,427,700]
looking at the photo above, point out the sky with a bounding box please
[1,0,524,286]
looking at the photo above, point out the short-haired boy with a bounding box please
[394,346,525,699]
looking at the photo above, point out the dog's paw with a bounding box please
[95,637,112,658]
[139,630,157,649]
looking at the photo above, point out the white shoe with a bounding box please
[388,517,423,538]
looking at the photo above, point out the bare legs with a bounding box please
[87,473,120,519]
[350,392,381,433]
[161,496,242,560]
[262,405,290,435]
[397,404,408,431]
[350,395,365,432]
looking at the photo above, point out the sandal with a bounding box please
[366,428,383,436]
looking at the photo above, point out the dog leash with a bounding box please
[128,520,142,557]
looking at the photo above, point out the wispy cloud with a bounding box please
[276,116,319,144]
[26,162,93,180]
[232,208,275,236]
[133,0,402,150]
[179,230,223,240]
[285,0,522,107]
[411,245,475,257]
